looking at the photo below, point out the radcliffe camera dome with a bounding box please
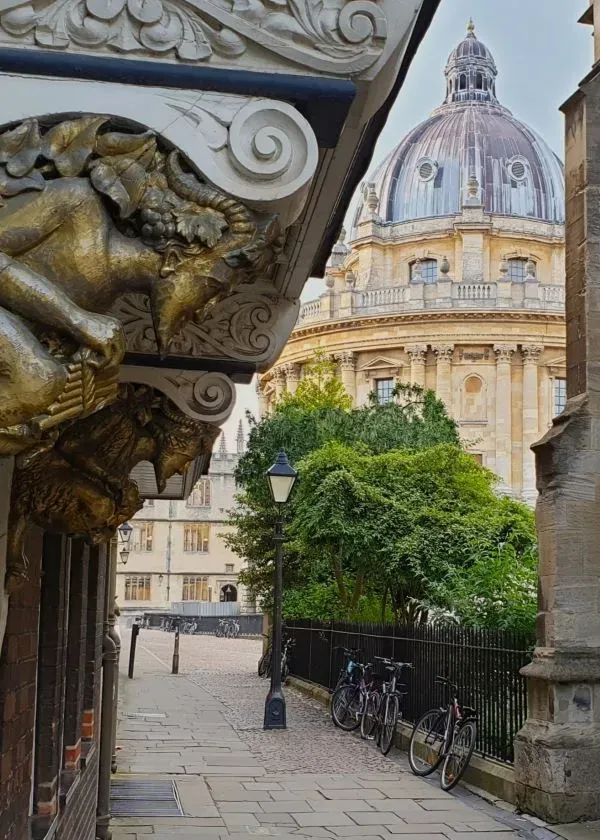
[360,21,564,225]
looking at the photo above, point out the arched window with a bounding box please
[507,258,532,282]
[475,72,483,90]
[410,259,437,284]
[461,375,486,422]
[459,74,467,90]
[187,477,211,507]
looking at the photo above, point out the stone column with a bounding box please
[338,352,356,404]
[406,345,427,387]
[284,363,300,396]
[494,344,516,491]
[256,377,268,418]
[273,368,285,402]
[433,344,454,412]
[514,37,600,822]
[521,345,542,505]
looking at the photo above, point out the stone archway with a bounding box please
[221,584,238,603]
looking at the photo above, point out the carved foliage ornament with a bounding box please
[0,114,277,454]
[7,384,220,592]
[0,0,388,73]
[112,281,285,364]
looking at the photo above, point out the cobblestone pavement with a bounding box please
[112,630,558,840]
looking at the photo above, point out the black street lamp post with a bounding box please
[118,521,133,565]
[264,451,297,730]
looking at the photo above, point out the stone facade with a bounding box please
[117,435,249,614]
[261,215,566,504]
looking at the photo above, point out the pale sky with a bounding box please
[222,0,593,446]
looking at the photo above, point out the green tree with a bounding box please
[225,352,461,611]
[288,442,537,628]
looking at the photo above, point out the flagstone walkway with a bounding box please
[112,629,561,840]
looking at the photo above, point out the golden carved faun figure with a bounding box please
[6,384,219,592]
[0,116,278,451]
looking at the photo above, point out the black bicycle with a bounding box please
[331,658,372,731]
[408,675,477,791]
[361,657,412,755]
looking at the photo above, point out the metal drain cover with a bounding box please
[111,779,182,817]
[126,712,166,720]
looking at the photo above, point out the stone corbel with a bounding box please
[0,75,319,227]
[119,367,236,426]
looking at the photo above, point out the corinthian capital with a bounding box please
[522,344,543,364]
[337,351,356,371]
[433,344,454,362]
[284,363,301,382]
[406,344,427,364]
[494,344,517,363]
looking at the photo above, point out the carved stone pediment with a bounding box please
[0,0,397,77]
[111,284,298,367]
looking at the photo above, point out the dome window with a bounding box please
[410,259,437,284]
[507,257,534,282]
[507,157,527,182]
[416,157,438,182]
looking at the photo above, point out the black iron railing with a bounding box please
[285,620,535,764]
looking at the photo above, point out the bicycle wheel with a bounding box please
[258,648,270,677]
[331,684,361,731]
[360,690,380,740]
[441,719,477,791]
[408,709,446,776]
[379,694,400,756]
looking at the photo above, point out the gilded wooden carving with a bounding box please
[0,114,278,454]
[7,384,219,592]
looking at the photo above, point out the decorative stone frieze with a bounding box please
[0,0,398,76]
[111,284,299,368]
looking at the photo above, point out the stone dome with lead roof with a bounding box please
[358,21,564,225]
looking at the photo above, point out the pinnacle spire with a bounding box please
[236,419,244,454]
[467,17,475,36]
[218,432,227,457]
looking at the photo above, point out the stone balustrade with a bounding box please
[298,281,565,324]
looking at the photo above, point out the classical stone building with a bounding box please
[261,22,567,504]
[118,429,250,615]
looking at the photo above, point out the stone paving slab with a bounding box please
[111,631,561,840]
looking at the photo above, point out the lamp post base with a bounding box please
[264,687,287,730]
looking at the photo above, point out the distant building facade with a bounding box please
[117,426,251,614]
[260,23,566,505]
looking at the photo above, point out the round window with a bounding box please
[508,158,527,182]
[417,158,437,182]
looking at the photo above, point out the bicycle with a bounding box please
[281,636,295,682]
[181,618,198,634]
[361,657,412,755]
[258,633,271,678]
[331,658,370,731]
[332,647,363,692]
[408,675,477,791]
